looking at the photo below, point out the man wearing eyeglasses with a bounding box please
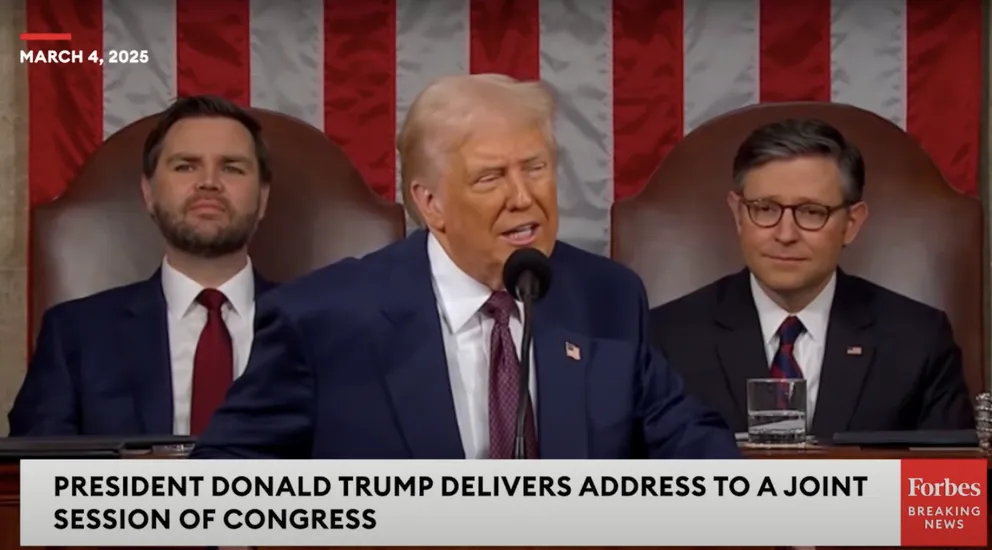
[648,118,974,437]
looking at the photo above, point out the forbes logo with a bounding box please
[906,477,982,498]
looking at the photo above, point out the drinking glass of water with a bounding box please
[747,378,807,446]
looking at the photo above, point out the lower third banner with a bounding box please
[18,458,988,547]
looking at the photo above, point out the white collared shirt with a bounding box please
[750,272,836,421]
[161,257,256,435]
[427,234,538,459]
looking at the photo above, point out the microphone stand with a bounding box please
[514,276,536,460]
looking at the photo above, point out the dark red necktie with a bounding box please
[770,316,805,380]
[189,288,233,436]
[769,315,805,408]
[483,291,539,459]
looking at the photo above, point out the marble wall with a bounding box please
[0,0,28,436]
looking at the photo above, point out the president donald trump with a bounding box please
[191,74,739,460]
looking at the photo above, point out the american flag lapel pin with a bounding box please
[846,346,862,356]
[565,341,581,361]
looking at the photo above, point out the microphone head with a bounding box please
[502,247,552,302]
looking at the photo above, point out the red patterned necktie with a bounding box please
[189,288,233,436]
[769,315,805,408]
[770,316,805,380]
[483,291,539,459]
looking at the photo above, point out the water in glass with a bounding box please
[748,409,806,445]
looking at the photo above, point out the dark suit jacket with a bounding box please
[648,269,974,437]
[190,230,739,459]
[7,270,276,437]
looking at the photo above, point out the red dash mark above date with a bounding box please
[20,33,72,41]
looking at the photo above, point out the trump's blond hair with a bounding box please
[396,73,557,224]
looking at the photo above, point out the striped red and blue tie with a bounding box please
[770,316,805,380]
[770,316,805,408]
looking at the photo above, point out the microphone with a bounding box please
[501,247,552,459]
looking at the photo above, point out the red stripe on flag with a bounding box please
[323,0,396,201]
[26,0,103,207]
[611,0,683,201]
[176,0,250,105]
[758,0,831,102]
[906,0,982,197]
[469,0,540,80]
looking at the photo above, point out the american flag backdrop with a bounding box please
[26,0,982,255]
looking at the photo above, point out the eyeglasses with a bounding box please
[740,196,850,231]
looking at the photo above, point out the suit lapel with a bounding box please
[122,271,174,434]
[123,269,275,435]
[253,272,277,296]
[810,271,875,436]
[533,305,589,458]
[714,270,773,421]
[379,232,465,458]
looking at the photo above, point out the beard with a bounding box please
[152,194,261,258]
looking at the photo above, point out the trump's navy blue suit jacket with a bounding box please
[7,270,275,437]
[191,231,739,459]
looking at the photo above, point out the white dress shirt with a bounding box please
[161,257,256,435]
[427,234,538,459]
[750,272,836,422]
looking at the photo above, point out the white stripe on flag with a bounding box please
[103,0,177,138]
[683,0,759,134]
[830,0,907,128]
[395,0,470,227]
[250,0,325,130]
[540,0,614,256]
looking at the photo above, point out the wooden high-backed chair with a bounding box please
[612,102,986,395]
[31,109,405,341]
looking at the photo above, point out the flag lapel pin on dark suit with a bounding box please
[846,346,862,356]
[565,341,581,361]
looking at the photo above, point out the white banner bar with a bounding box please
[17,458,909,547]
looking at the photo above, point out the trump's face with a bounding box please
[728,155,867,306]
[141,117,269,258]
[415,116,559,289]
